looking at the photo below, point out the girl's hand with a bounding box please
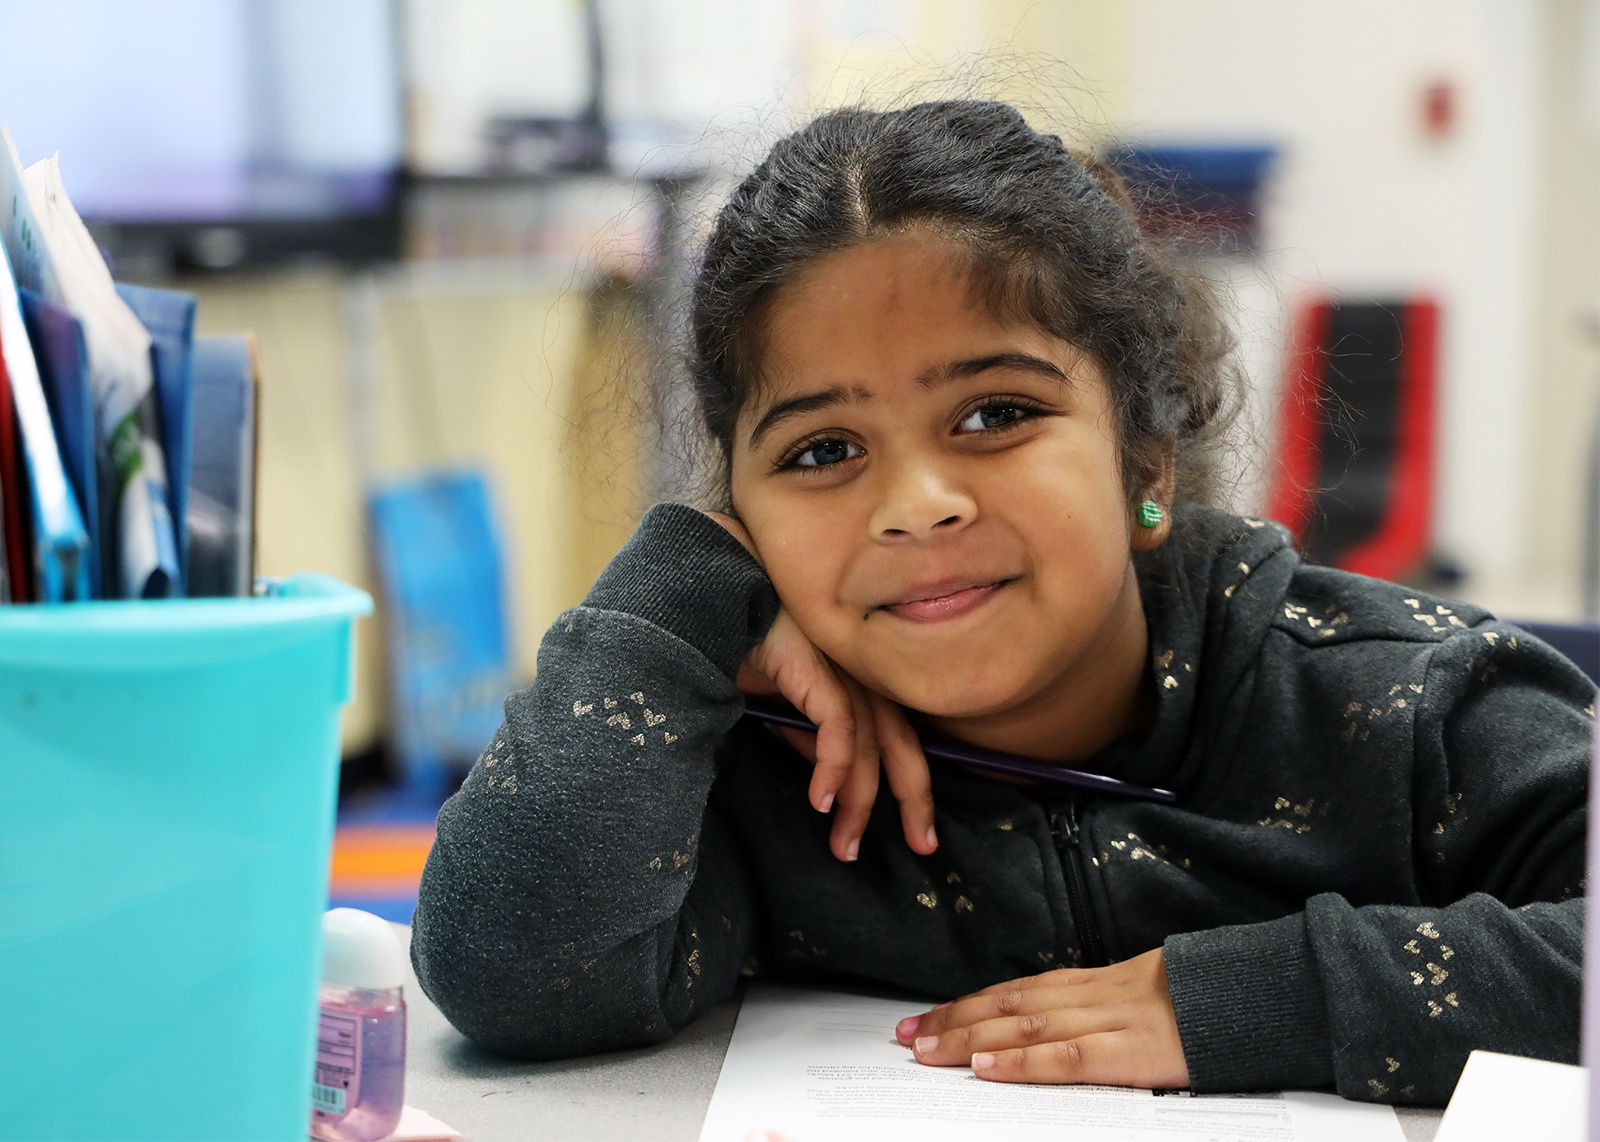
[894,949,1190,1089]
[707,511,938,864]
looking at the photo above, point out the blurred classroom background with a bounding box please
[3,0,1595,917]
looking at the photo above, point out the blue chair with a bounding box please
[368,470,514,803]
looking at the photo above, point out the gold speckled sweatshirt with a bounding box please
[411,503,1590,1106]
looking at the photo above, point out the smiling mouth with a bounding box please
[878,579,1013,622]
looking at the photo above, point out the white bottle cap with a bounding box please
[321,908,407,990]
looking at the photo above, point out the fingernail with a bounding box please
[925,826,939,851]
[896,1016,920,1039]
[844,838,859,862]
[914,1036,938,1054]
[971,1052,995,1071]
[818,792,834,813]
[934,1001,953,1010]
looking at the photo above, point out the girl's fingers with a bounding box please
[869,691,937,855]
[971,1029,1190,1089]
[910,1008,1120,1066]
[903,971,1087,1039]
[906,954,1168,1044]
[742,605,943,860]
[898,981,1099,1044]
[903,952,1189,1089]
[969,1031,1135,1085]
[827,678,880,862]
[748,607,855,809]
[757,624,855,811]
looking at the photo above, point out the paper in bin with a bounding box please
[4,129,177,599]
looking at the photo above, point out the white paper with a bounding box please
[1433,1050,1585,1142]
[15,143,176,597]
[20,151,154,428]
[0,126,62,304]
[699,984,1405,1142]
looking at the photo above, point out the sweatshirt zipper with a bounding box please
[1051,804,1108,968]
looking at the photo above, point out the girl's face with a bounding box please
[730,231,1164,739]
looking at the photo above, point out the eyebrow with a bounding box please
[748,387,859,450]
[928,352,1070,386]
[745,352,1071,451]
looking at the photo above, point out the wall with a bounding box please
[1529,0,1600,603]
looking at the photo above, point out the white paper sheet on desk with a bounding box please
[699,984,1404,1142]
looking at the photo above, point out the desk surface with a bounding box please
[397,927,1444,1142]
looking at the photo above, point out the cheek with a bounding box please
[734,491,859,620]
[994,426,1128,545]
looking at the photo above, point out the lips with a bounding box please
[877,577,1012,622]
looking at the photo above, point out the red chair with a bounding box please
[1265,298,1440,580]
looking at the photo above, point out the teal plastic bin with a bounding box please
[0,576,372,1141]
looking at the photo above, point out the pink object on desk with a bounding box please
[312,1100,464,1138]
[380,1105,466,1142]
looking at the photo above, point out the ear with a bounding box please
[1129,443,1177,552]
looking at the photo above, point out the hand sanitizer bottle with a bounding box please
[310,908,407,1142]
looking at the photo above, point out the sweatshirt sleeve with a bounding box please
[410,503,780,1058]
[1164,622,1590,1104]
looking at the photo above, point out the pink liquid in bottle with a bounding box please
[311,982,406,1142]
[311,910,410,1142]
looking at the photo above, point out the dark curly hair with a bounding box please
[688,99,1240,508]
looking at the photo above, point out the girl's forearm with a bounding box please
[410,506,777,1057]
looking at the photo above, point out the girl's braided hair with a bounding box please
[688,100,1240,507]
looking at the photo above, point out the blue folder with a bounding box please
[116,283,197,591]
[19,288,97,598]
[368,470,514,794]
[187,336,257,598]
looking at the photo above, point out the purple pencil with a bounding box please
[741,699,1178,805]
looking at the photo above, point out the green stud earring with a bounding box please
[1137,500,1164,528]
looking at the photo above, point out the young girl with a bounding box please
[410,101,1590,1106]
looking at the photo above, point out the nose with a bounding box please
[867,455,977,541]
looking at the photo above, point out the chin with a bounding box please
[886,671,1027,721]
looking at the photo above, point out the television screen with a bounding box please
[0,0,403,265]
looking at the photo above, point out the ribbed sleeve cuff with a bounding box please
[1164,912,1336,1092]
[582,503,780,679]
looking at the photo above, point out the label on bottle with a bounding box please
[311,1008,361,1117]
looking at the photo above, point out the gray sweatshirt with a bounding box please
[411,503,1590,1106]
